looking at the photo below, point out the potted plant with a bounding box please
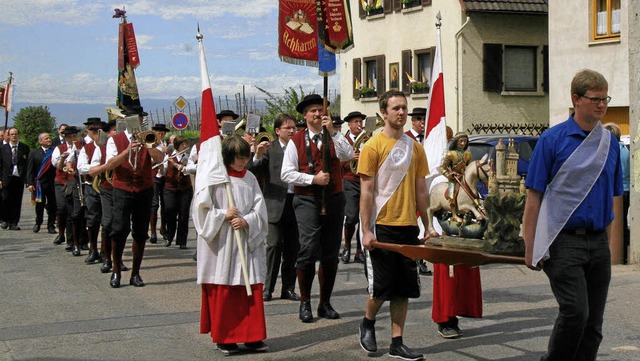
[359,86,377,98]
[365,4,384,16]
[401,0,419,9]
[409,81,430,94]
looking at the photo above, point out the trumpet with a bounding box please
[129,130,161,170]
[253,131,275,147]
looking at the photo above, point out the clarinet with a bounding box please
[74,148,85,207]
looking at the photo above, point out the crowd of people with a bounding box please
[2,68,626,361]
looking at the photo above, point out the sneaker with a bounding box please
[340,247,350,264]
[244,341,269,352]
[217,343,239,354]
[417,260,432,276]
[438,326,461,339]
[358,320,377,353]
[389,343,423,361]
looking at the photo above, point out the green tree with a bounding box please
[256,86,341,128]
[12,106,56,149]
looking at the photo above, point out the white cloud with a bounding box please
[127,0,277,20]
[0,0,103,26]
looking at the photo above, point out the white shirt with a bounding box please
[105,130,132,163]
[51,142,77,168]
[281,130,353,186]
[185,145,198,175]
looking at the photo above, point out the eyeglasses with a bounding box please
[580,95,611,104]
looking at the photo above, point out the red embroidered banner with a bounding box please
[123,23,140,68]
[316,0,354,53]
[278,0,318,67]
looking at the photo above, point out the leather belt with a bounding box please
[561,227,604,235]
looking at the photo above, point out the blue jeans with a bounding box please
[541,230,611,361]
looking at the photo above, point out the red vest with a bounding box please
[342,132,359,182]
[291,130,343,196]
[111,132,153,192]
[54,142,82,184]
[98,144,113,191]
[164,159,192,192]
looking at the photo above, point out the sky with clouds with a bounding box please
[0,0,340,113]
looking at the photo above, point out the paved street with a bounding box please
[1,194,639,361]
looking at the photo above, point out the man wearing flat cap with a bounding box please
[77,117,106,263]
[149,123,170,245]
[50,126,83,254]
[105,105,164,288]
[281,94,353,323]
[339,111,367,264]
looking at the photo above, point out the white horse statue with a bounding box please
[427,155,490,236]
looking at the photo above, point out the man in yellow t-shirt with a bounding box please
[356,90,429,361]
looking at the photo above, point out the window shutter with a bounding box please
[384,0,393,14]
[359,1,366,18]
[483,43,502,92]
[402,50,412,94]
[353,58,362,99]
[392,0,401,11]
[421,0,432,5]
[376,55,386,94]
[543,45,549,93]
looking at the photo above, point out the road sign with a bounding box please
[173,96,188,111]
[172,112,189,130]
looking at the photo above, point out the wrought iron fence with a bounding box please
[466,123,548,136]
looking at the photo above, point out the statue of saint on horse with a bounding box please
[427,133,490,237]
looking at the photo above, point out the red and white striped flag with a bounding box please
[194,29,229,195]
[423,17,447,178]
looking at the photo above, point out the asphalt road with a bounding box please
[1,195,639,360]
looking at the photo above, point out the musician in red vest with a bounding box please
[77,117,106,264]
[87,120,121,274]
[50,126,83,255]
[340,111,367,264]
[281,94,353,323]
[105,106,163,288]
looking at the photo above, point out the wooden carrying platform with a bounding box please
[370,241,525,267]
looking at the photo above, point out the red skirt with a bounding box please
[200,283,267,344]
[431,264,483,323]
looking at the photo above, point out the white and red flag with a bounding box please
[423,14,447,178]
[193,29,229,195]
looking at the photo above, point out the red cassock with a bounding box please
[431,264,483,323]
[200,284,266,344]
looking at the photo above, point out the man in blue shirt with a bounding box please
[523,69,623,361]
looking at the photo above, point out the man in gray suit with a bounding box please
[249,113,300,302]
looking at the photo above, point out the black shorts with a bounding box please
[366,225,420,300]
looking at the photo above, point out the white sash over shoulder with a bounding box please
[364,133,414,235]
[532,122,610,266]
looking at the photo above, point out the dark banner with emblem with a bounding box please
[117,20,141,110]
[316,0,354,53]
[278,0,318,67]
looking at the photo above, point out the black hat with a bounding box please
[408,107,427,117]
[61,126,81,135]
[84,117,102,126]
[152,123,170,132]
[296,94,328,114]
[331,115,344,126]
[122,105,148,116]
[103,120,116,132]
[344,111,367,123]
[216,109,239,120]
[295,119,307,129]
